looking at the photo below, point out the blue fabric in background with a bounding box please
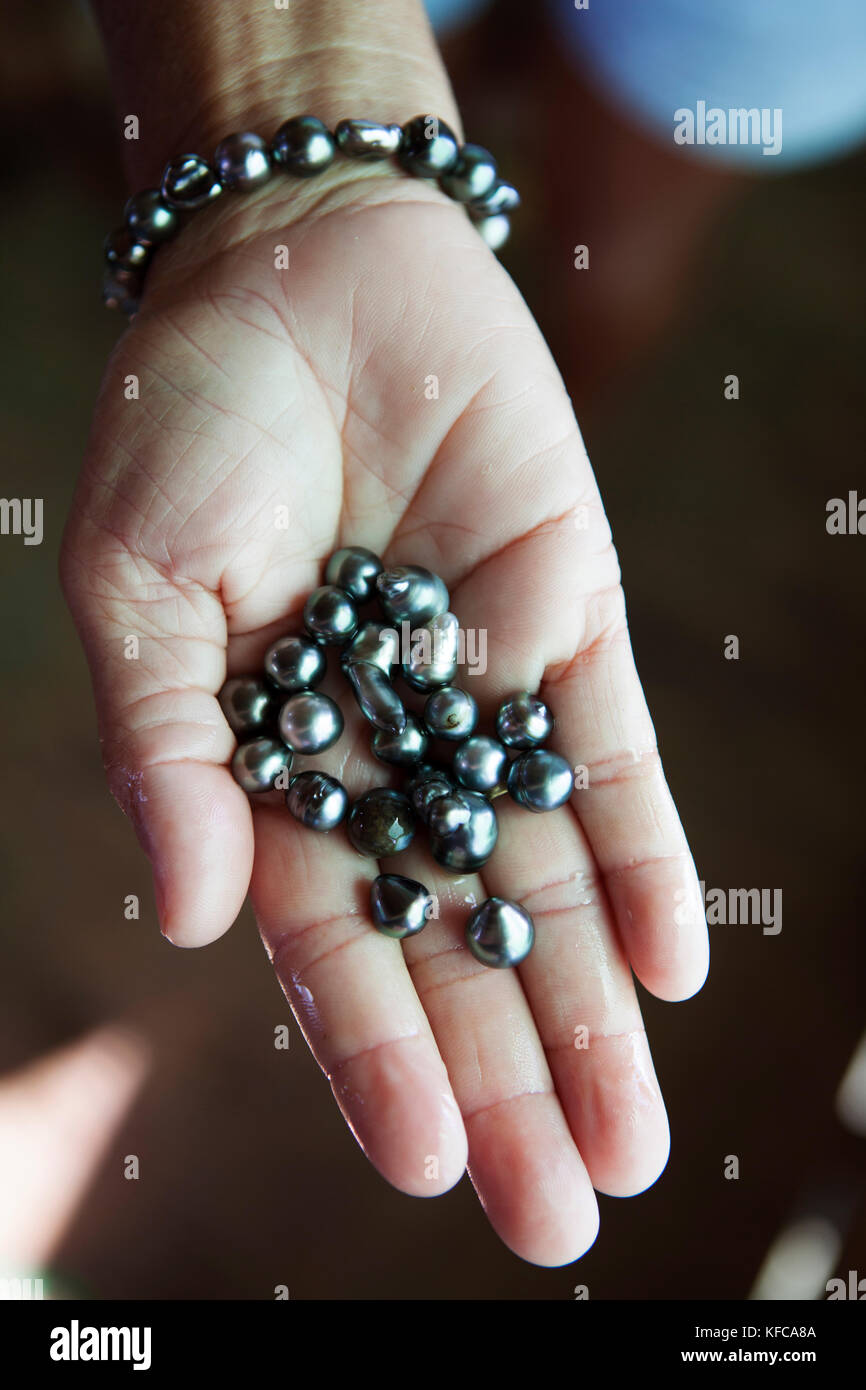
[424,0,866,169]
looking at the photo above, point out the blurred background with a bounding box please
[0,0,864,1299]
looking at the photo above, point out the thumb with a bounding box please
[60,516,253,946]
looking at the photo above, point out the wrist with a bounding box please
[94,0,462,188]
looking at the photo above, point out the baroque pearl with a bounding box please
[271,116,336,176]
[161,154,222,210]
[465,897,534,968]
[496,692,554,750]
[123,189,178,245]
[453,735,509,797]
[439,144,497,203]
[218,676,278,737]
[398,115,460,177]
[429,789,498,872]
[402,611,460,692]
[264,635,327,693]
[347,788,415,857]
[334,120,403,159]
[285,771,348,830]
[343,663,407,735]
[507,749,573,812]
[213,132,272,191]
[325,546,383,602]
[278,691,343,754]
[424,686,478,741]
[371,714,429,767]
[303,585,359,645]
[470,181,521,216]
[405,764,454,821]
[370,874,431,938]
[376,565,449,626]
[231,736,292,793]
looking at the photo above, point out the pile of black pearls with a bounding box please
[218,547,573,969]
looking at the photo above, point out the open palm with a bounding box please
[62,173,708,1266]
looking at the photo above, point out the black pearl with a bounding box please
[103,226,151,272]
[371,714,429,767]
[429,789,498,872]
[214,132,272,191]
[264,634,326,693]
[424,686,478,741]
[303,585,359,645]
[453,735,509,797]
[402,612,460,691]
[397,115,459,177]
[376,565,449,626]
[102,267,142,316]
[473,214,510,251]
[343,662,407,735]
[271,116,336,176]
[231,736,292,793]
[285,770,348,831]
[427,793,472,839]
[507,749,574,812]
[342,621,399,673]
[325,546,383,602]
[278,691,343,754]
[469,181,521,216]
[439,144,497,203]
[123,189,178,245]
[334,119,403,159]
[370,874,431,938]
[347,788,415,857]
[405,764,454,821]
[465,897,534,968]
[161,153,223,210]
[218,675,278,738]
[496,693,554,750]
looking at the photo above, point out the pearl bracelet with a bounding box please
[102,114,520,317]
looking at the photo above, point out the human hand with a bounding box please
[62,0,708,1267]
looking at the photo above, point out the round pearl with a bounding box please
[123,189,178,245]
[370,874,431,938]
[466,897,534,968]
[264,635,327,693]
[496,692,554,750]
[335,119,403,159]
[453,735,509,797]
[325,546,383,602]
[285,770,348,830]
[347,788,415,857]
[161,154,223,210]
[427,793,472,839]
[371,714,429,767]
[507,749,573,812]
[103,227,151,272]
[218,676,278,738]
[102,267,142,316]
[278,691,344,754]
[214,132,272,191]
[271,116,336,176]
[429,790,498,872]
[439,144,497,203]
[470,181,521,216]
[231,736,292,793]
[473,214,510,251]
[397,115,460,177]
[303,585,359,645]
[424,686,478,741]
[376,565,449,625]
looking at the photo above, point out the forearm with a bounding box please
[93,0,461,187]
